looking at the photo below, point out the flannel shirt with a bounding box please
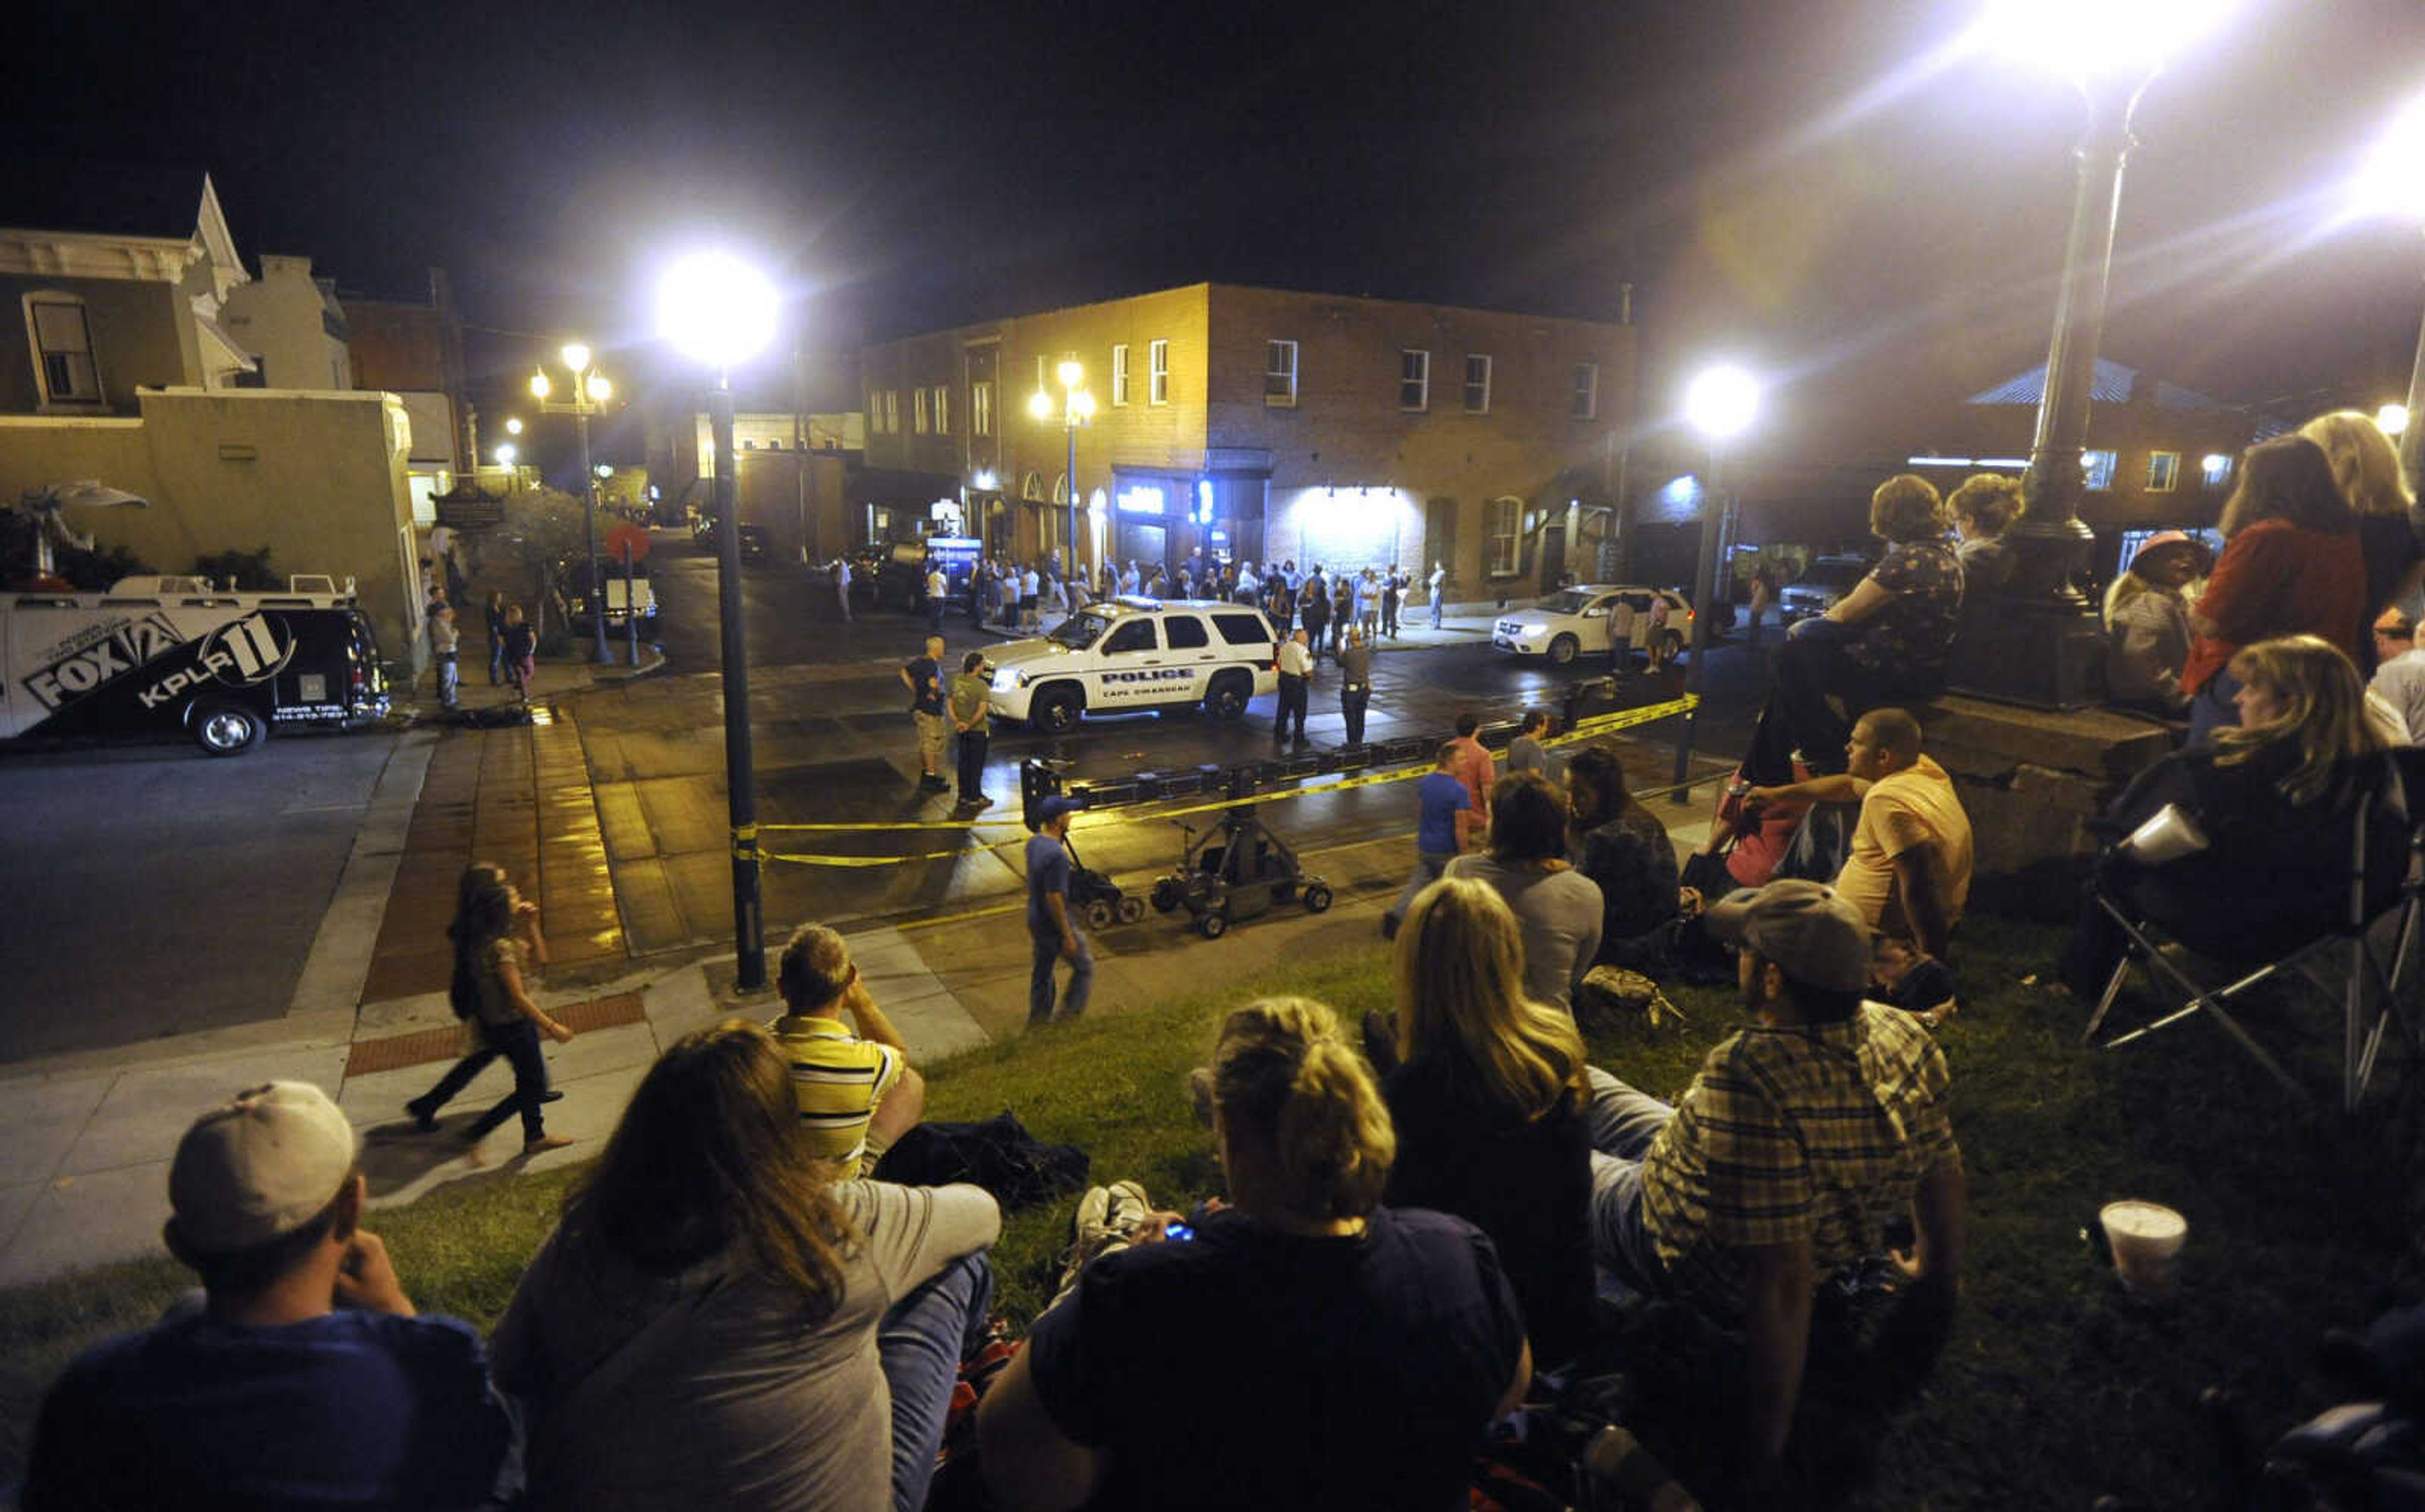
[1639,1003,1957,1314]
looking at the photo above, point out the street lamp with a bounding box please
[1029,359,1096,578]
[531,343,618,665]
[2380,403,2412,441]
[504,417,524,437]
[1672,364,1761,798]
[659,249,780,991]
[1954,0,2241,709]
[2353,91,2425,493]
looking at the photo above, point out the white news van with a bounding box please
[1,576,391,756]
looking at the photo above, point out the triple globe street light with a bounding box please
[658,249,781,991]
[530,345,618,665]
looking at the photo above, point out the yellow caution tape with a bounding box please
[751,694,1697,863]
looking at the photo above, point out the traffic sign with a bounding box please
[606,522,653,562]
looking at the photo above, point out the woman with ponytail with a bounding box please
[980,997,1532,1512]
[1384,878,1595,1370]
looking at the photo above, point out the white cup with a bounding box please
[2100,1200,2188,1296]
[2119,804,2210,866]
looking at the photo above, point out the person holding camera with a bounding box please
[978,997,1530,1512]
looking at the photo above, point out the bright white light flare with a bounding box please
[2352,95,2425,223]
[1685,365,1761,441]
[657,252,779,371]
[1970,0,2241,86]
[2381,403,2412,439]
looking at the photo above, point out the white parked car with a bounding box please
[1492,584,1693,666]
[988,597,1279,732]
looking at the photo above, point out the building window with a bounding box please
[1488,497,1521,576]
[880,390,899,435]
[27,294,102,407]
[2201,453,2235,489]
[1463,354,1492,414]
[1111,344,1130,406]
[1148,340,1169,405]
[1022,471,1045,501]
[971,380,993,437]
[1399,348,1430,411]
[933,385,950,436]
[2083,449,2118,490]
[1264,340,1298,407]
[914,388,931,434]
[1569,363,1598,420]
[2145,450,2179,492]
[1053,473,1070,505]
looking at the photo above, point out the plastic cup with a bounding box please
[2100,1200,2188,1296]
[2119,804,2210,866]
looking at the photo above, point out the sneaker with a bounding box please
[969,794,994,810]
[405,1099,440,1134]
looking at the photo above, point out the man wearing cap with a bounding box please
[1582,878,1965,1482]
[2371,608,2425,742]
[951,648,995,811]
[1026,796,1094,1025]
[26,1081,513,1509]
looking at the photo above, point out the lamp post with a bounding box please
[2353,92,2425,494]
[1673,364,1760,799]
[1029,359,1095,577]
[531,345,617,665]
[1956,0,2238,708]
[659,250,781,991]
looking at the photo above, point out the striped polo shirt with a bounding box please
[1639,1003,1958,1316]
[770,1012,903,1177]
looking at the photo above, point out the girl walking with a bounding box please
[407,863,577,1164]
[502,605,537,703]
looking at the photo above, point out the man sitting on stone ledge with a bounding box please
[1748,708,1972,963]
[772,922,927,1177]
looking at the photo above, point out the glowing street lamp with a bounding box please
[530,341,619,665]
[2354,92,2425,492]
[1031,359,1096,576]
[659,249,780,991]
[1672,364,1763,797]
[1955,0,2242,708]
[2380,403,2412,441]
[494,442,517,468]
[504,417,524,437]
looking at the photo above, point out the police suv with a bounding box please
[2,575,390,756]
[987,597,1278,732]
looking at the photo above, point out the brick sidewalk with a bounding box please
[359,710,624,1004]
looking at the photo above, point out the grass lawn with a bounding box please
[0,912,2415,1507]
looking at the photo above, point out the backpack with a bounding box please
[868,1110,1089,1210]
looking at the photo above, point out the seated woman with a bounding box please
[2181,435,2366,742]
[1947,472,2021,595]
[491,1020,1001,1512]
[1447,770,1604,1012]
[2060,634,2401,1000]
[2103,532,2212,717]
[979,997,1531,1512]
[1566,743,1679,970]
[1744,473,1965,781]
[1383,876,1595,1371]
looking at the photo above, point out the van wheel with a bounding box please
[193,701,266,757]
[1548,634,1579,666]
[1032,686,1083,734]
[1205,672,1250,720]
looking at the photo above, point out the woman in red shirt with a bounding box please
[2182,435,2364,742]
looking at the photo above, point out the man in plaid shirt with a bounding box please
[1585,877,1966,1479]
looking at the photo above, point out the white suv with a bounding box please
[988,597,1279,732]
[1492,584,1692,666]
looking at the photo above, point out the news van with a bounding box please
[1,575,391,756]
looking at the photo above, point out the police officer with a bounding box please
[1273,628,1312,744]
[1338,624,1373,745]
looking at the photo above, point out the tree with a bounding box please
[491,486,588,633]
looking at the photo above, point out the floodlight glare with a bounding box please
[494,443,517,466]
[1972,0,2240,85]
[1684,365,1761,441]
[2201,452,2231,472]
[561,342,592,375]
[2353,95,2425,223]
[1057,359,1084,388]
[657,251,779,371]
[2381,403,2412,439]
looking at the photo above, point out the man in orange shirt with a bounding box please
[1448,711,1496,825]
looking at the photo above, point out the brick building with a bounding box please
[857,282,1636,602]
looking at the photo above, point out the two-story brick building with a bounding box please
[858,282,1636,602]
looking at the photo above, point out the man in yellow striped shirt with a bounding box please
[772,924,925,1176]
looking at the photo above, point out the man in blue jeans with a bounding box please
[1584,878,1966,1484]
[1026,796,1094,1025]
[1381,742,1476,939]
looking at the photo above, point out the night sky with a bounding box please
[18,0,2425,463]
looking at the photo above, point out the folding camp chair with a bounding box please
[2080,749,2423,1112]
